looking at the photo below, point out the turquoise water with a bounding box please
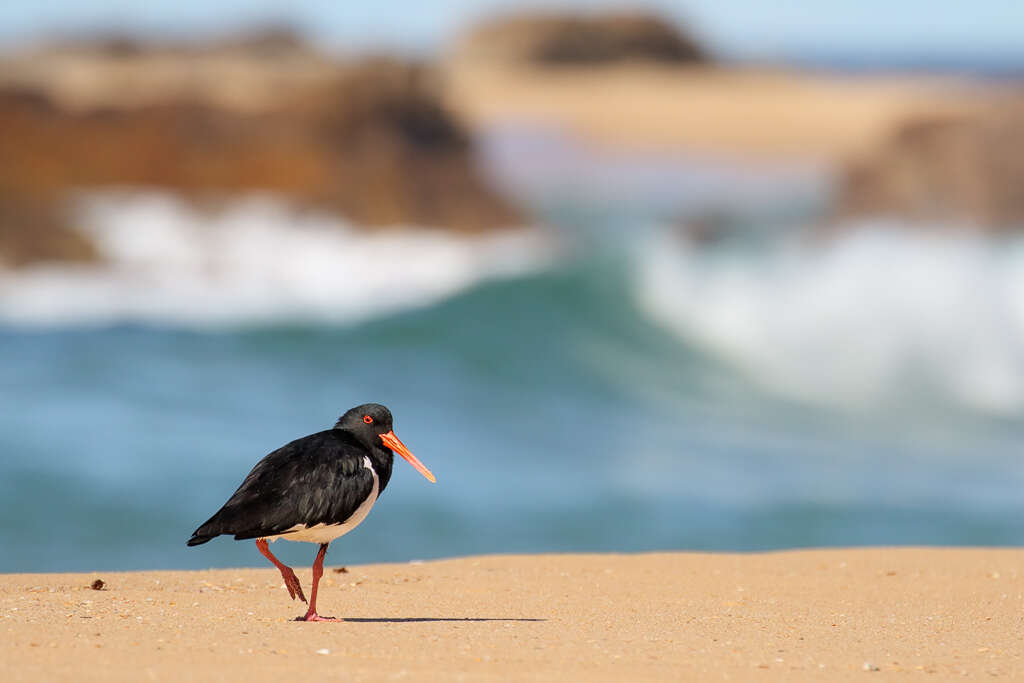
[3,226,1024,573]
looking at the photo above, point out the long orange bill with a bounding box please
[380,430,436,483]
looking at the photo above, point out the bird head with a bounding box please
[335,404,435,483]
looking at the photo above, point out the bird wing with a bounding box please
[189,431,376,542]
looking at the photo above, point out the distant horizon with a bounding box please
[1,0,1023,67]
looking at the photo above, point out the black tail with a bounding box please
[187,520,221,546]
[186,533,215,546]
[187,511,225,546]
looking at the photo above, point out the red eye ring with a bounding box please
[363,415,373,424]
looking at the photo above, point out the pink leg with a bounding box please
[255,538,307,603]
[299,543,341,622]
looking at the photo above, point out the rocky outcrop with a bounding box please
[301,60,520,229]
[453,11,706,66]
[836,101,1024,231]
[0,53,523,266]
[0,195,97,267]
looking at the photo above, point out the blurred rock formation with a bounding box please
[0,38,522,267]
[836,100,1024,231]
[452,11,706,66]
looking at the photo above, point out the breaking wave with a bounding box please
[0,192,550,328]
[634,222,1024,418]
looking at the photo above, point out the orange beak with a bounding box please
[380,430,436,483]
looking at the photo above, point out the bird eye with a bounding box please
[363,415,373,424]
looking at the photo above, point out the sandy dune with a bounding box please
[3,549,1022,681]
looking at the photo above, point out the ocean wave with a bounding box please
[634,222,1024,418]
[0,192,550,328]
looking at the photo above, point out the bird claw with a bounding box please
[297,613,342,622]
[280,567,307,603]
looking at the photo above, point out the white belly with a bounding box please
[264,457,379,544]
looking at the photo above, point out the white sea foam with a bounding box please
[635,221,1024,418]
[0,192,549,328]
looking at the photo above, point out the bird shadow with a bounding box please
[301,617,546,623]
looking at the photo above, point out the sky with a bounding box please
[0,0,1022,64]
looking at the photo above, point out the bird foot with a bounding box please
[279,567,307,603]
[297,612,342,622]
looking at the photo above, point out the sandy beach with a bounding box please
[3,548,1022,681]
[444,63,989,162]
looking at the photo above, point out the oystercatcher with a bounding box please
[186,403,435,622]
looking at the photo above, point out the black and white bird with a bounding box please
[187,403,435,622]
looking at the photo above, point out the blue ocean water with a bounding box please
[2,190,1024,574]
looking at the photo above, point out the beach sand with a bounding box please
[444,63,990,162]
[2,548,1022,681]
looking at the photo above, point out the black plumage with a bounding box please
[186,403,435,622]
[187,429,390,545]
